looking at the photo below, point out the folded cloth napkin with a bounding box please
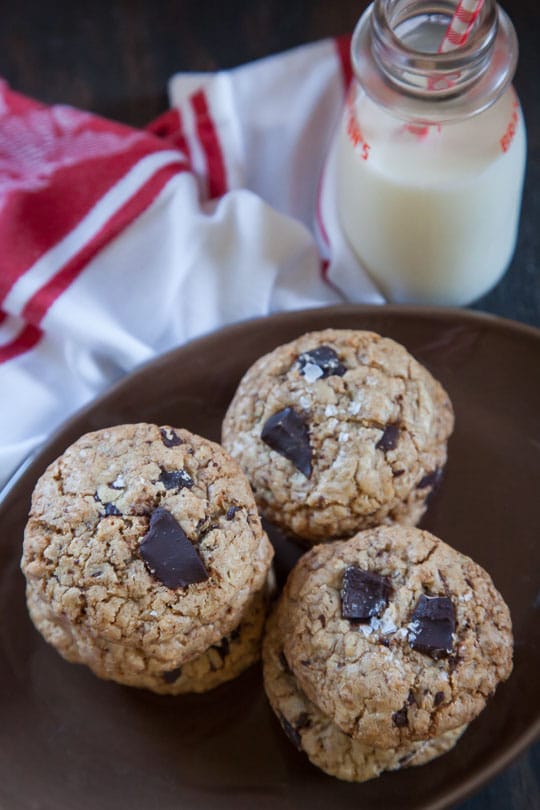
[0,35,383,488]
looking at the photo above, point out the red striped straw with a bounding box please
[438,0,485,53]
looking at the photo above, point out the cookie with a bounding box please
[279,526,513,749]
[222,329,453,543]
[263,606,467,782]
[28,570,275,693]
[21,423,274,689]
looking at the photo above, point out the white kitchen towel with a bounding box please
[0,35,383,488]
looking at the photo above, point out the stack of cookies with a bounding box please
[263,526,513,781]
[21,423,274,694]
[222,329,513,781]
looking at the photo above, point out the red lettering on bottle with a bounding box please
[500,106,520,153]
[346,96,371,161]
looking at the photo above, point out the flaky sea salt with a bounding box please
[303,362,323,383]
[379,616,397,635]
[325,404,337,417]
[112,474,125,489]
[299,395,311,410]
[359,624,373,637]
[338,431,350,442]
[407,620,421,642]
[348,400,362,415]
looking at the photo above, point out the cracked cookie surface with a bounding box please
[222,329,454,543]
[28,570,275,693]
[21,423,274,686]
[263,604,467,782]
[279,526,513,749]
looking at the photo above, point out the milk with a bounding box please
[336,87,526,305]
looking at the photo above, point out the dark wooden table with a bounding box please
[1,1,538,808]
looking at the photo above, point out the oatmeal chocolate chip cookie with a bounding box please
[21,423,274,687]
[222,329,454,543]
[279,526,513,749]
[263,606,467,782]
[28,570,275,693]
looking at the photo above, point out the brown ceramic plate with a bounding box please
[1,305,539,810]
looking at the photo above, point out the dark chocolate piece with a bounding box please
[226,506,240,520]
[417,468,443,490]
[376,423,400,452]
[159,468,194,491]
[341,565,392,622]
[296,713,311,731]
[298,346,346,378]
[392,707,408,727]
[261,407,312,477]
[160,428,182,448]
[279,716,303,751]
[162,666,182,684]
[409,595,456,659]
[434,691,445,707]
[229,626,241,642]
[211,637,230,660]
[279,651,292,674]
[140,507,208,589]
[103,502,121,516]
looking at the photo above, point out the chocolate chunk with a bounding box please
[279,716,303,751]
[279,651,292,674]
[341,565,392,622]
[376,423,400,452]
[229,626,241,642]
[226,506,240,520]
[434,691,445,707]
[417,468,443,490]
[160,428,182,448]
[392,707,408,727]
[211,637,230,660]
[407,689,416,705]
[296,713,311,731]
[140,507,208,589]
[409,595,456,659]
[298,346,346,379]
[261,407,312,477]
[159,468,194,490]
[162,666,182,684]
[104,502,121,516]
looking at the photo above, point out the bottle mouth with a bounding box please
[351,0,518,122]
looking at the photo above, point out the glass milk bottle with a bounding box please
[335,0,526,306]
